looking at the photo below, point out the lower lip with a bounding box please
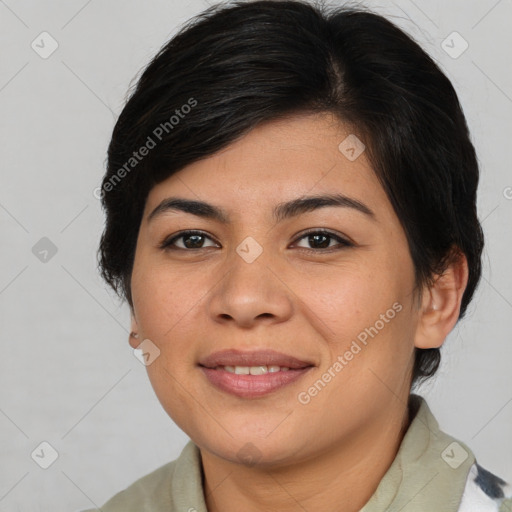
[200,366,313,398]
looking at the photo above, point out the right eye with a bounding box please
[159,230,219,250]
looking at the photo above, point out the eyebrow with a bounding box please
[147,193,375,224]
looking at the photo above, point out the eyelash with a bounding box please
[158,229,354,253]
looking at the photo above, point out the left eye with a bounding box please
[159,229,352,251]
[293,230,352,251]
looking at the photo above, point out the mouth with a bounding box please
[198,349,315,398]
[207,364,297,374]
[198,348,314,370]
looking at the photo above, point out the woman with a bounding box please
[87,1,512,510]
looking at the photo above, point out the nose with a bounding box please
[207,246,294,329]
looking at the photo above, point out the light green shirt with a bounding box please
[82,394,512,511]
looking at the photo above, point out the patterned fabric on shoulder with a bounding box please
[458,463,512,512]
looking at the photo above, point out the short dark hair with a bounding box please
[97,0,484,387]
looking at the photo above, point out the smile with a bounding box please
[199,365,313,398]
[218,365,291,374]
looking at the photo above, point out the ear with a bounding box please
[129,310,140,349]
[414,248,469,350]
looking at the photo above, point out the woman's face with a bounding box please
[130,112,422,466]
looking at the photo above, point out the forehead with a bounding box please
[143,113,388,220]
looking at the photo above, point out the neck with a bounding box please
[201,398,412,512]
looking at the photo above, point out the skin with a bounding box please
[129,112,468,512]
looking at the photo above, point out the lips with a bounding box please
[198,349,314,370]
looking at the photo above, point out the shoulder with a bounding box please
[458,461,512,512]
[79,440,205,512]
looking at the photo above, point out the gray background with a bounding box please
[0,0,511,510]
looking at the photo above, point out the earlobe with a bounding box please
[414,249,469,350]
[129,313,140,349]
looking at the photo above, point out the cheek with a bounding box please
[131,259,200,342]
[310,254,416,377]
[131,262,207,427]
[131,259,214,389]
[303,259,407,339]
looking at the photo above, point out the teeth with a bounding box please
[249,366,267,375]
[219,365,291,374]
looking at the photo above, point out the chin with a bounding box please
[195,426,311,468]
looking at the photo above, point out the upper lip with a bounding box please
[199,349,314,369]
